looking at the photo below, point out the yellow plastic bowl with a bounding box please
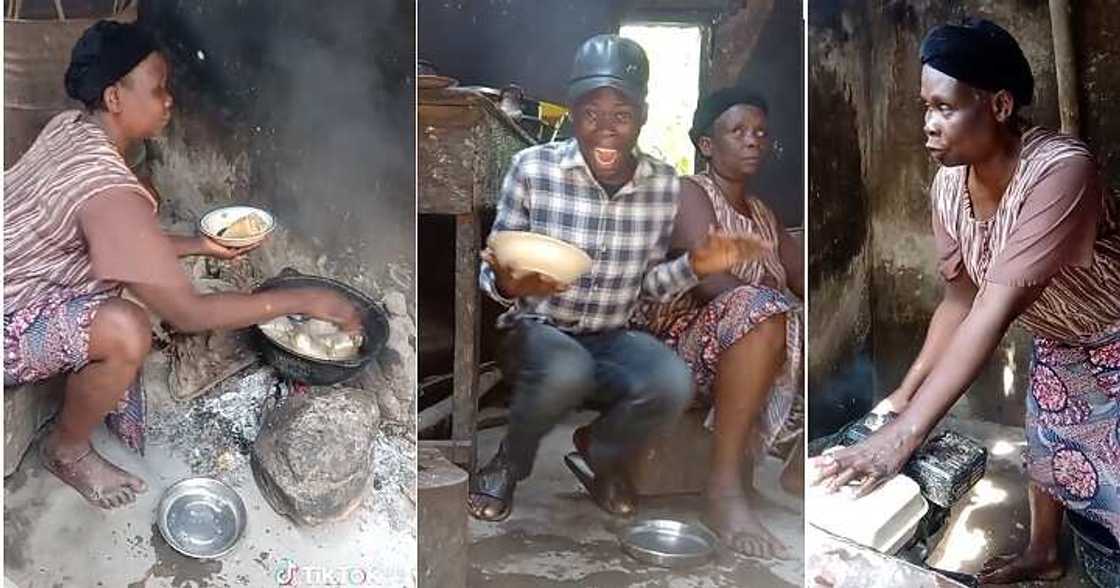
[488,231,592,284]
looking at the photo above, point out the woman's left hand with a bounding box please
[197,235,262,260]
[808,422,922,497]
[690,228,773,276]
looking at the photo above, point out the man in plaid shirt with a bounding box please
[468,35,769,521]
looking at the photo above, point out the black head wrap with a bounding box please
[689,87,768,148]
[64,20,159,109]
[920,18,1033,107]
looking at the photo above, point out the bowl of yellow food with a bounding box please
[200,206,276,248]
[488,231,593,285]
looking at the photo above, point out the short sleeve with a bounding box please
[79,189,191,288]
[987,156,1100,286]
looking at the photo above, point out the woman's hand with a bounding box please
[871,391,910,416]
[300,289,363,333]
[197,235,263,260]
[808,421,923,497]
[482,249,569,298]
[689,228,773,277]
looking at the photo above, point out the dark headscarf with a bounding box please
[64,20,159,108]
[689,87,768,148]
[920,18,1033,107]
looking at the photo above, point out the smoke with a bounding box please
[145,0,415,288]
[418,0,631,103]
[250,1,414,262]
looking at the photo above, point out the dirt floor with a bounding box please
[3,351,416,588]
[466,411,804,588]
[924,416,1096,588]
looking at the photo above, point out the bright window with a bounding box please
[620,23,703,175]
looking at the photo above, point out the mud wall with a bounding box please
[138,0,415,296]
[729,2,805,227]
[808,0,1120,431]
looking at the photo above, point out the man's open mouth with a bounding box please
[592,147,620,168]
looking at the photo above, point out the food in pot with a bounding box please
[258,315,363,361]
[219,212,269,238]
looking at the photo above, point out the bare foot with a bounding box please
[977,549,1063,585]
[705,493,789,559]
[40,434,148,510]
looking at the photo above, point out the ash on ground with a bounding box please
[147,363,289,486]
[367,432,417,532]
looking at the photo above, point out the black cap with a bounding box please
[689,87,769,148]
[64,20,158,108]
[567,34,648,105]
[920,18,1033,107]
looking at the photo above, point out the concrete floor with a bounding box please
[925,416,1096,587]
[467,412,803,587]
[3,361,416,588]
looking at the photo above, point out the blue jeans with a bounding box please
[498,319,694,480]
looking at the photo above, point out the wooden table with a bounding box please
[417,88,534,471]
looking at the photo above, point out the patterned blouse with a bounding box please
[686,173,789,290]
[4,111,157,315]
[931,127,1120,342]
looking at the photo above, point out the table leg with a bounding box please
[452,212,481,472]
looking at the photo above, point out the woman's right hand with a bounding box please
[300,289,363,333]
[808,420,923,497]
[482,249,569,298]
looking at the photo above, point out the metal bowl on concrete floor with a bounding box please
[619,519,717,568]
[157,477,247,559]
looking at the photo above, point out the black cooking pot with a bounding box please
[252,268,389,385]
[1069,511,1119,588]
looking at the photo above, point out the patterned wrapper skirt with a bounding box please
[3,288,146,453]
[1027,324,1120,543]
[633,284,802,454]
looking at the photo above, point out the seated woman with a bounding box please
[631,88,804,558]
[4,21,360,510]
[810,19,1119,584]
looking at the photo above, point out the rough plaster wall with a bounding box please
[137,1,417,427]
[807,5,875,436]
[140,0,415,297]
[728,2,806,227]
[1077,0,1120,185]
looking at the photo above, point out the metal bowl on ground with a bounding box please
[619,519,717,568]
[1069,511,1120,588]
[252,268,389,385]
[199,205,276,248]
[157,477,247,559]
[488,230,593,284]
